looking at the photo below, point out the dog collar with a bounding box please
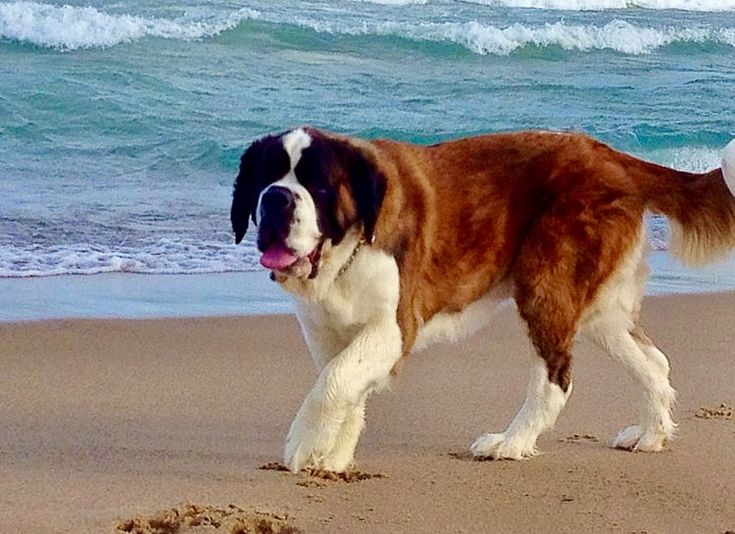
[336,238,366,279]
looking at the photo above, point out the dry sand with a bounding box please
[1,293,733,533]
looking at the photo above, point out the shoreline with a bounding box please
[1,251,735,322]
[0,270,291,322]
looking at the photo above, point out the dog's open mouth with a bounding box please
[260,241,323,281]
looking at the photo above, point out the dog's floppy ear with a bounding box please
[231,142,260,244]
[345,145,387,244]
[232,136,287,244]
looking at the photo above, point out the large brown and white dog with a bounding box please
[231,127,735,473]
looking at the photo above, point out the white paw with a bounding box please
[470,432,538,460]
[612,425,668,452]
[320,450,354,473]
[318,429,358,473]
[284,401,344,473]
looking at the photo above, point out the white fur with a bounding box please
[282,127,312,161]
[581,227,676,451]
[284,242,402,472]
[257,128,321,257]
[582,226,649,328]
[471,356,571,460]
[414,282,512,352]
[723,138,735,197]
[421,281,571,460]
[286,236,518,470]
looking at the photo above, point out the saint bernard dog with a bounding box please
[231,127,735,473]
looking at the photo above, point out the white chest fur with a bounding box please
[291,245,401,370]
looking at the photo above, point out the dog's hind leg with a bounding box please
[471,230,582,460]
[601,326,677,451]
[470,346,573,460]
[471,199,648,460]
[581,236,676,452]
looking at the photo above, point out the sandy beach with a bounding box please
[1,292,733,533]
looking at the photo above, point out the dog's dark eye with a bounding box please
[313,187,330,198]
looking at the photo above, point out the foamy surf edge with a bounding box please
[0,240,261,278]
[2,3,735,55]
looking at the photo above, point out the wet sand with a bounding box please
[1,293,733,533]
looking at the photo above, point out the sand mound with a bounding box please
[259,462,386,483]
[695,403,733,420]
[559,433,600,444]
[116,503,301,534]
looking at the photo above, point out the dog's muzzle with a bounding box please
[257,186,295,257]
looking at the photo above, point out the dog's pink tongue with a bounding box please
[260,245,299,270]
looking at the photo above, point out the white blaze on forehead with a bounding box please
[282,128,312,170]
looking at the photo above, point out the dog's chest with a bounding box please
[299,247,400,333]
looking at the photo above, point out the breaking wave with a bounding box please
[2,2,734,55]
[0,1,256,50]
[293,18,735,55]
[462,0,735,11]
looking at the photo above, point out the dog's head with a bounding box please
[231,127,386,280]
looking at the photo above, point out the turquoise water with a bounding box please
[1,0,735,282]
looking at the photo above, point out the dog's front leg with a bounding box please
[284,316,402,473]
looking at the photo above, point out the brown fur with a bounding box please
[325,130,735,389]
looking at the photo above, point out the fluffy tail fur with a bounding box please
[634,139,735,266]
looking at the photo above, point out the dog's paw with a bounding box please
[318,431,358,473]
[612,425,668,452]
[319,452,354,474]
[284,422,336,473]
[284,429,353,474]
[284,401,344,473]
[470,432,538,460]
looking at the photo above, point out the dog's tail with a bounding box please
[632,139,735,266]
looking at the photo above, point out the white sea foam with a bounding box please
[427,20,708,55]
[0,240,261,277]
[463,0,735,11]
[359,0,429,4]
[295,17,735,55]
[641,145,725,173]
[0,1,256,50]
[2,2,734,53]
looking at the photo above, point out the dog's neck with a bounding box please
[335,238,366,280]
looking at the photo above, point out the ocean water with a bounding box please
[1,0,735,281]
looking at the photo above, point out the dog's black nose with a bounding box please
[258,186,296,251]
[260,186,294,218]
